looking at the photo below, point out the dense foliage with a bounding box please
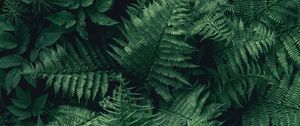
[0,0,300,125]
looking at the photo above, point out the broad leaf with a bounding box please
[46,11,76,29]
[81,0,94,7]
[21,0,33,4]
[76,9,88,39]
[35,25,64,48]
[4,68,21,94]
[12,88,32,109]
[37,116,45,126]
[32,94,48,116]
[7,105,31,120]
[95,0,114,12]
[0,31,17,49]
[50,0,80,9]
[86,8,118,26]
[0,21,14,31]
[15,21,30,54]
[0,55,24,69]
[11,98,29,109]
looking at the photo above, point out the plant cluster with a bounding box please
[0,0,300,125]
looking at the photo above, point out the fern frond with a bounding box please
[191,11,233,41]
[232,0,297,27]
[298,1,300,24]
[111,0,196,101]
[280,27,300,66]
[242,70,300,126]
[212,62,269,108]
[219,22,276,69]
[47,105,99,126]
[23,39,117,103]
[98,79,162,126]
[48,82,162,126]
[157,85,222,126]
[190,0,233,42]
[276,46,290,76]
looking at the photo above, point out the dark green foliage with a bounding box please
[110,0,197,101]
[0,0,300,125]
[0,55,24,69]
[47,82,163,126]
[48,81,221,126]
[47,105,99,125]
[242,66,300,125]
[7,87,48,121]
[157,85,222,126]
[23,40,117,103]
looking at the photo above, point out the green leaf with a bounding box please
[21,0,33,4]
[50,0,80,9]
[37,116,45,126]
[76,9,88,40]
[35,25,64,48]
[101,72,108,97]
[15,21,31,54]
[46,11,76,29]
[32,94,48,116]
[13,88,32,109]
[95,0,114,12]
[24,73,37,88]
[0,31,17,49]
[86,8,118,26]
[0,21,14,31]
[29,49,40,62]
[81,0,94,7]
[7,105,31,120]
[4,68,21,94]
[11,98,29,109]
[0,55,24,69]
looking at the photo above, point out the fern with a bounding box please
[211,62,269,108]
[2,0,300,125]
[217,22,276,70]
[231,0,297,27]
[242,67,300,125]
[23,39,117,103]
[98,79,162,126]
[191,11,233,41]
[110,0,196,101]
[190,0,233,41]
[47,81,161,126]
[47,105,99,126]
[280,27,300,66]
[157,85,222,126]
[209,21,275,108]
